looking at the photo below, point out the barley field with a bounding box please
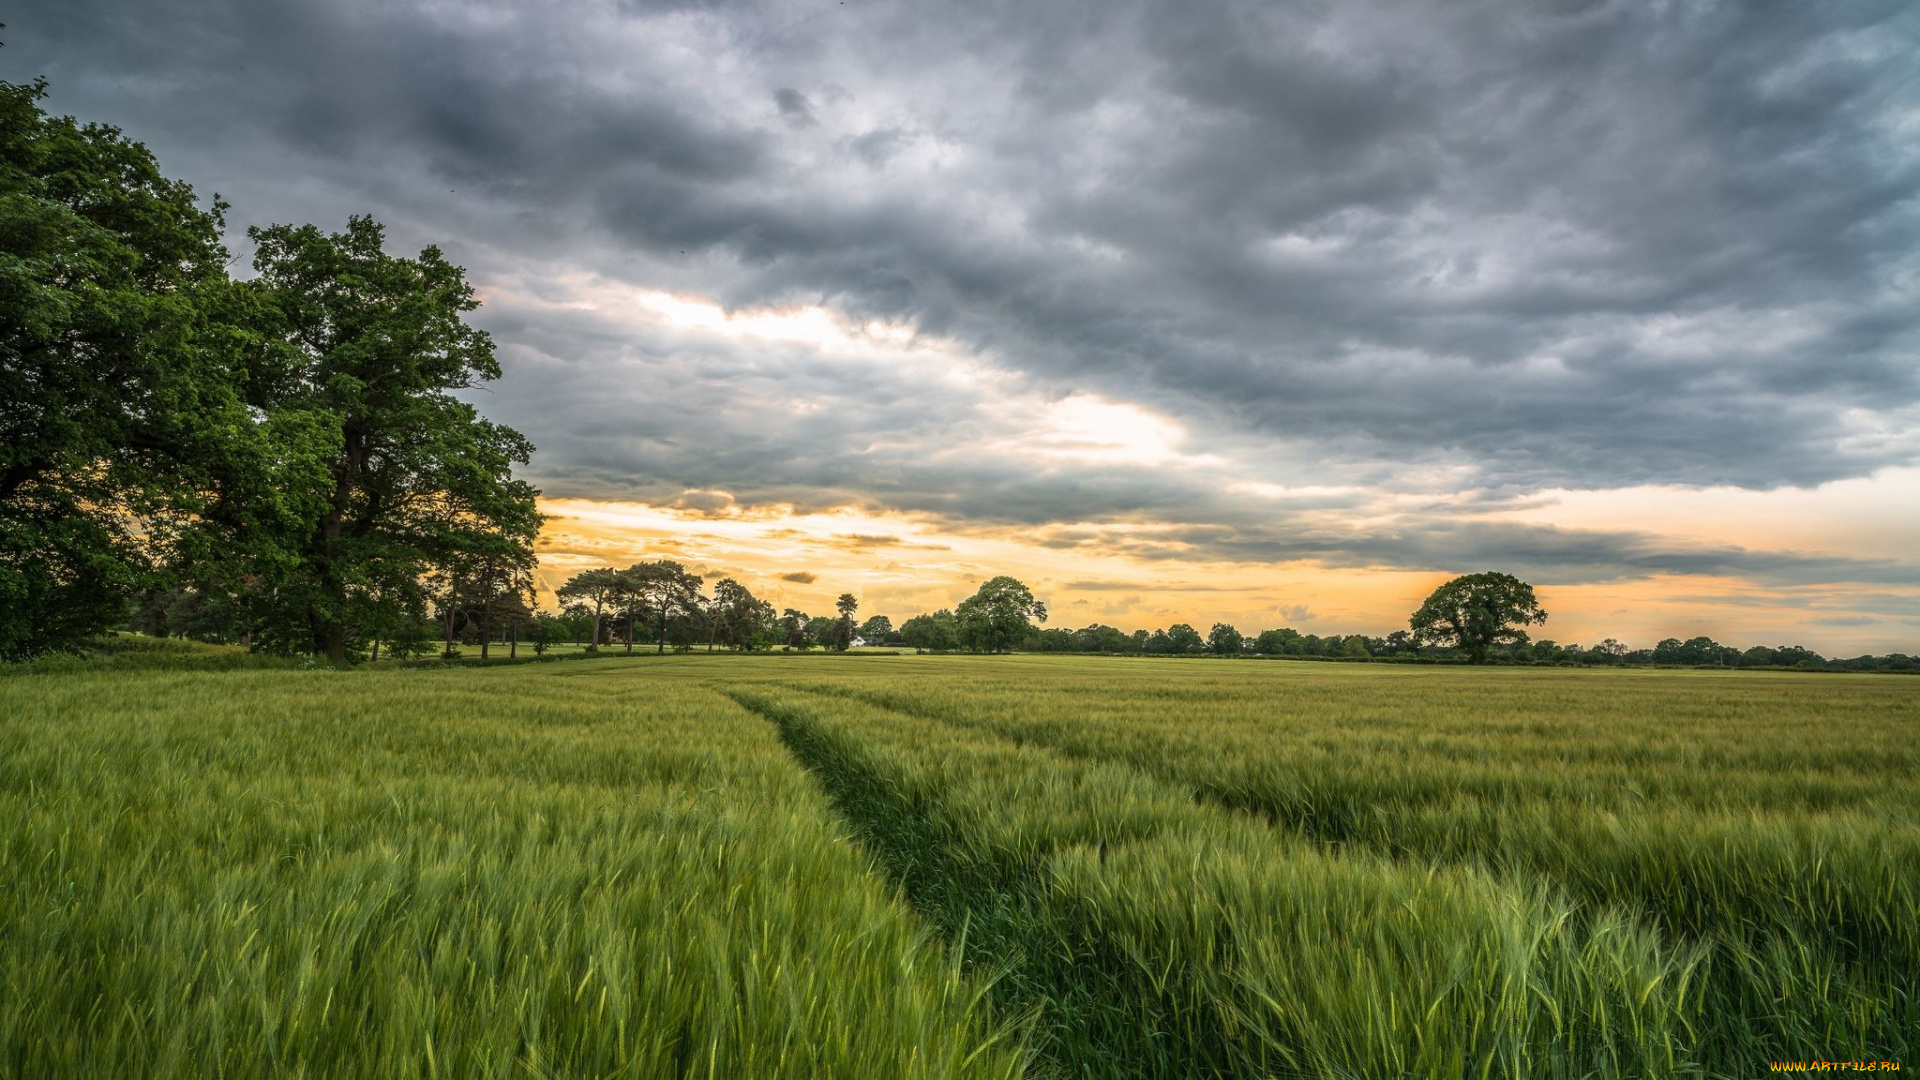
[2,653,1914,1078]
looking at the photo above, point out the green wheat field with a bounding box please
[3,652,1915,1078]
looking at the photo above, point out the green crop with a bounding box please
[0,662,1026,1080]
[4,651,1914,1078]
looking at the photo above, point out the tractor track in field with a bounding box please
[752,679,1318,838]
[745,679,1920,1070]
[720,685,1271,1080]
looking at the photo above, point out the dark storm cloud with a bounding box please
[772,88,817,128]
[9,0,1918,584]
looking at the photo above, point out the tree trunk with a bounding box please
[509,622,517,659]
[591,599,602,648]
[480,562,493,660]
[657,612,665,654]
[444,598,456,656]
[370,638,380,663]
[626,612,634,653]
[314,438,359,666]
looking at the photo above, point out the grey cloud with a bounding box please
[10,0,1919,590]
[1666,591,1920,619]
[773,88,816,127]
[469,274,1920,592]
[1110,518,1920,590]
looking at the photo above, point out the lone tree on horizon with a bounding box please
[956,576,1047,653]
[1409,571,1547,663]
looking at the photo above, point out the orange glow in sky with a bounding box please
[533,483,1920,654]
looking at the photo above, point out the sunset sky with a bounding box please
[12,1,1919,652]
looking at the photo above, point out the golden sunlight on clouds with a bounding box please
[531,494,1917,653]
[493,273,1917,656]
[533,494,1414,631]
[1495,468,1920,562]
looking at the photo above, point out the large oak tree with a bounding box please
[0,76,318,658]
[242,215,541,663]
[1409,571,1548,663]
[955,576,1046,653]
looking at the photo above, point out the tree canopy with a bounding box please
[556,568,622,649]
[829,593,859,651]
[955,576,1047,653]
[0,76,258,659]
[1409,572,1548,663]
[1,70,541,662]
[621,561,704,653]
[1207,623,1244,656]
[899,609,959,651]
[240,216,542,663]
[710,577,775,651]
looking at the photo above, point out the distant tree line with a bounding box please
[540,571,1050,657]
[2,72,539,662]
[1011,573,1918,672]
[1012,622,1915,671]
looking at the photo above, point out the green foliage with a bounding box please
[900,609,961,651]
[1409,571,1549,663]
[1654,635,1740,666]
[1206,623,1243,656]
[0,72,542,664]
[828,593,859,651]
[614,560,703,654]
[127,583,251,644]
[1163,622,1204,654]
[0,77,246,659]
[780,608,814,651]
[711,577,776,651]
[555,567,621,648]
[0,633,306,676]
[240,216,542,663]
[955,577,1047,653]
